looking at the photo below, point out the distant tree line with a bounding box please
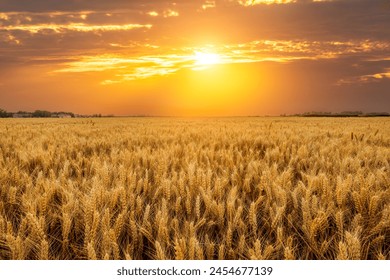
[288,111,390,117]
[32,110,53,118]
[0,109,76,118]
[0,109,12,118]
[0,109,118,118]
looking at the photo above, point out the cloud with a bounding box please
[0,0,363,14]
[235,0,297,5]
[201,1,216,10]
[147,11,159,17]
[231,0,341,6]
[145,9,179,18]
[1,0,389,42]
[0,33,21,45]
[337,69,390,85]
[1,0,389,88]
[163,9,179,18]
[366,71,390,81]
[47,39,390,85]
[1,23,152,34]
[0,0,194,12]
[0,1,146,12]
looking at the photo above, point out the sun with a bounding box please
[194,51,221,66]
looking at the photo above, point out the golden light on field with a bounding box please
[0,118,389,260]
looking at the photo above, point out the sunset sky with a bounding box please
[0,0,389,116]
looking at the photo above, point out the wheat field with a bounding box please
[0,117,389,260]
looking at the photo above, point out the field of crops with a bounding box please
[0,117,389,260]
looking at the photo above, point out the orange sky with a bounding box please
[0,0,390,116]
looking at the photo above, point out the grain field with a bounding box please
[0,117,389,260]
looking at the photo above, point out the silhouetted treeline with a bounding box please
[288,111,390,117]
[32,110,52,118]
[0,109,72,118]
[0,109,12,118]
[0,109,111,118]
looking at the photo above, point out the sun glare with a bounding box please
[194,51,221,66]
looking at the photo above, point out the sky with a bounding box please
[0,0,389,116]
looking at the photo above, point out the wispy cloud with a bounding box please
[54,54,194,82]
[0,33,21,45]
[337,69,390,85]
[201,1,216,10]
[365,71,390,81]
[1,23,152,34]
[234,0,336,5]
[147,11,159,17]
[163,9,179,18]
[50,39,390,84]
[236,0,297,5]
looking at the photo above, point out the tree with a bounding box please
[0,109,11,118]
[32,110,52,118]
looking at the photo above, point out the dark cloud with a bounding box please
[1,0,389,41]
[0,0,194,12]
[1,0,389,63]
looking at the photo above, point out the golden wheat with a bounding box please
[0,117,389,259]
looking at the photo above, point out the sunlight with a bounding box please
[194,51,221,66]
